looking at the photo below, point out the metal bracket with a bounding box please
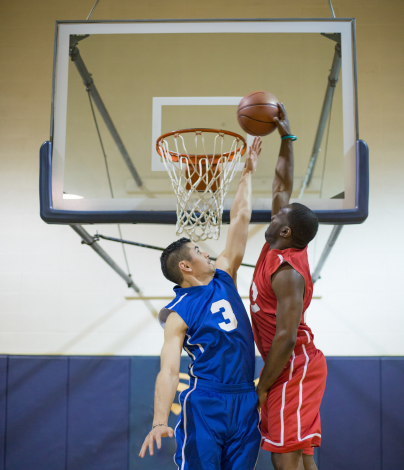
[321,32,341,44]
[69,34,90,49]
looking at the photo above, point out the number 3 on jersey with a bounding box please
[211,299,238,332]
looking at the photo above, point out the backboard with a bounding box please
[40,19,368,225]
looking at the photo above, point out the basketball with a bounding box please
[237,91,280,136]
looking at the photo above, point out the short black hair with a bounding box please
[160,237,192,285]
[287,203,319,248]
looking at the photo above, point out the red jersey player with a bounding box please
[251,103,327,470]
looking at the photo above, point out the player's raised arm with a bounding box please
[139,312,187,458]
[272,103,295,216]
[215,137,261,281]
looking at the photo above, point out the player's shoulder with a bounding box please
[158,283,210,329]
[280,246,310,271]
[214,268,233,281]
[158,289,192,327]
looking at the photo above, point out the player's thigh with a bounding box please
[175,388,224,470]
[271,450,302,470]
[302,454,318,470]
[221,391,261,470]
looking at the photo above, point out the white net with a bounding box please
[157,130,246,242]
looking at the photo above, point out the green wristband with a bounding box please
[281,135,297,141]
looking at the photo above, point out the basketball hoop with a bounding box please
[156,128,247,242]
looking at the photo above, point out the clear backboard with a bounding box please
[40,19,368,225]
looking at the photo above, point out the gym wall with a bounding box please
[0,1,403,470]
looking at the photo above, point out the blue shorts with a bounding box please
[174,378,261,470]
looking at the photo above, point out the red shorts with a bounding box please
[260,342,327,454]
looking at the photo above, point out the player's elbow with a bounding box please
[274,329,297,350]
[158,366,179,385]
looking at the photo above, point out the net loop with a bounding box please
[156,128,247,242]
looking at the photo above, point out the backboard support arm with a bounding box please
[69,42,144,189]
[311,224,344,283]
[299,41,342,198]
[70,224,158,318]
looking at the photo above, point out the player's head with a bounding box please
[160,238,215,286]
[265,203,319,249]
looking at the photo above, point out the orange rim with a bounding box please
[156,128,247,164]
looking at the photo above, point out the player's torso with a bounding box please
[180,269,255,384]
[250,243,314,359]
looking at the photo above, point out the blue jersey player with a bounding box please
[139,137,262,469]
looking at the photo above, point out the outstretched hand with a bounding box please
[273,103,292,137]
[244,136,262,174]
[139,425,174,458]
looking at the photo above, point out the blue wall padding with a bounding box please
[381,358,404,469]
[318,358,381,470]
[0,357,7,470]
[129,356,186,469]
[67,357,130,470]
[0,355,403,470]
[5,356,68,470]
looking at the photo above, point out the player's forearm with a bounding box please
[256,331,296,394]
[272,139,294,196]
[230,171,252,222]
[152,369,179,426]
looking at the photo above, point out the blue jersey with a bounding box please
[158,269,255,384]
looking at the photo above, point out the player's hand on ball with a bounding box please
[273,103,292,137]
[245,136,262,173]
[139,425,174,458]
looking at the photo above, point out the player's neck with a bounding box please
[180,272,214,288]
[268,239,291,250]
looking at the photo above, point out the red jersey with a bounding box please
[250,242,314,361]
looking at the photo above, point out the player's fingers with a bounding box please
[148,437,155,456]
[278,103,286,120]
[156,433,162,450]
[280,102,287,118]
[168,427,174,438]
[139,439,148,458]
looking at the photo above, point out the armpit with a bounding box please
[158,308,174,328]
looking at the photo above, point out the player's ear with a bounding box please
[279,226,292,239]
[178,260,192,273]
